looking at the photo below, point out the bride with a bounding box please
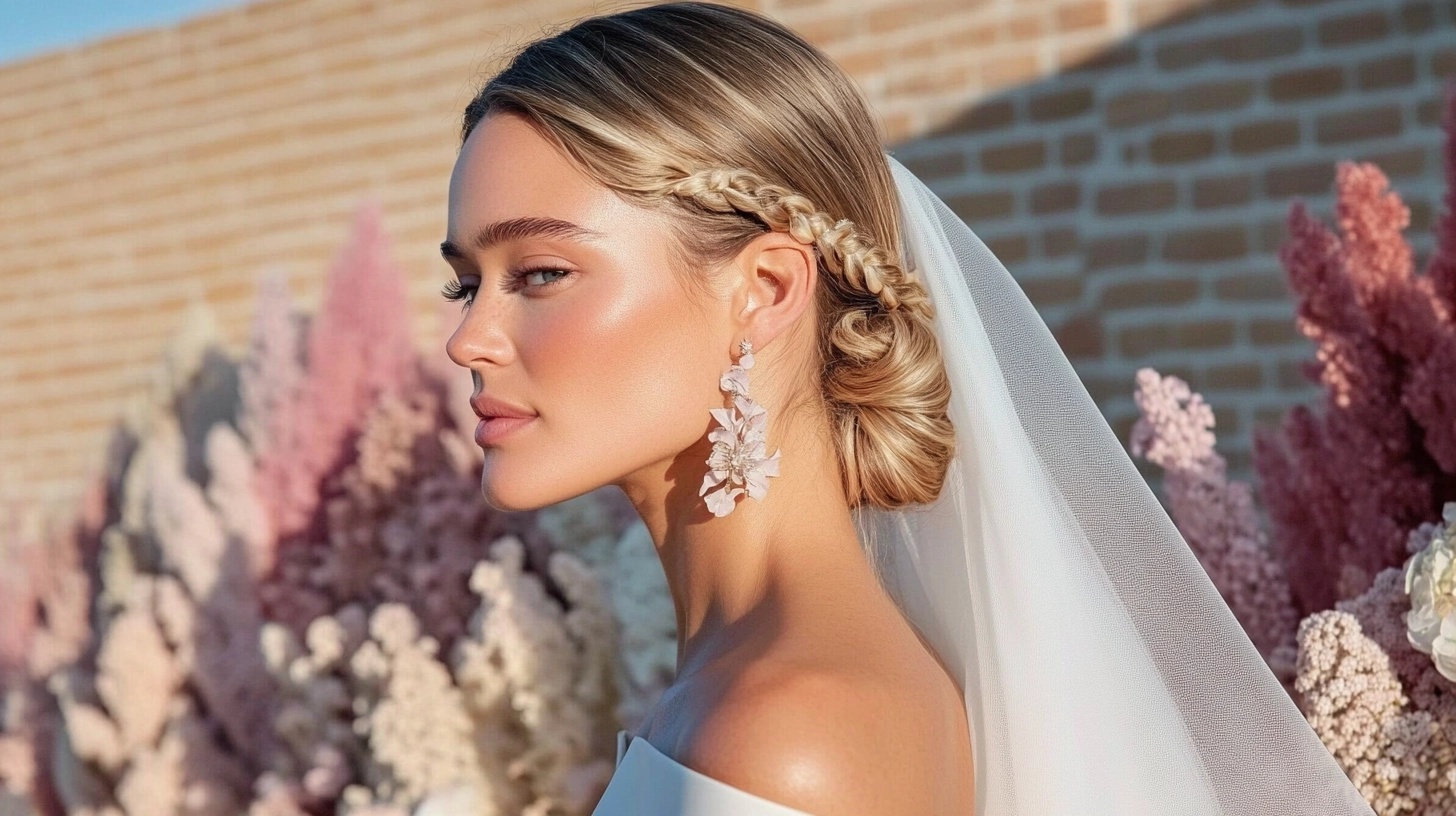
[441,3,1376,814]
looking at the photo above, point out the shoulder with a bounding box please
[676,665,935,816]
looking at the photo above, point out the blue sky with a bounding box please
[0,1,249,64]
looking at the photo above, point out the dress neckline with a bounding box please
[614,729,815,815]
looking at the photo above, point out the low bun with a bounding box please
[822,303,955,510]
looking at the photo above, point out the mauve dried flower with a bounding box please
[1129,368,1303,681]
[1254,91,1456,616]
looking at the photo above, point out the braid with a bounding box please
[660,162,954,509]
[660,166,933,321]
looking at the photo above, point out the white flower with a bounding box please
[698,363,781,518]
[1403,501,1456,681]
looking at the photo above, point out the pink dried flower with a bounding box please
[1300,562,1456,812]
[256,201,418,543]
[1130,368,1302,679]
[1293,611,1406,794]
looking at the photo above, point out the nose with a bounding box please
[445,299,517,371]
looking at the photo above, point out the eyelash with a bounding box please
[440,266,572,308]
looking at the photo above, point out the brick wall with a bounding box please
[887,0,1456,486]
[2,0,1453,518]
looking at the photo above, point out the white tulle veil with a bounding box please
[851,152,1376,815]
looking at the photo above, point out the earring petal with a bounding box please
[705,483,743,517]
[743,436,767,460]
[708,406,736,429]
[746,408,768,435]
[735,394,763,420]
[721,367,749,396]
[759,448,781,477]
[705,485,732,516]
[745,467,770,500]
[698,469,724,497]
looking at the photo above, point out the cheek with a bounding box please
[525,277,720,453]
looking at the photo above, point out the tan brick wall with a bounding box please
[2,0,1453,518]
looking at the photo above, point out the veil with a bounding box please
[852,152,1376,815]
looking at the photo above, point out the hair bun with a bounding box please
[824,306,955,509]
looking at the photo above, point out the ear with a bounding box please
[730,229,818,352]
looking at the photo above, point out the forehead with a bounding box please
[449,112,605,226]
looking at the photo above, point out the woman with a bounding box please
[442,3,1376,814]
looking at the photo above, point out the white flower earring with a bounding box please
[699,338,782,518]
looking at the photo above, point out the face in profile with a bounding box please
[443,112,731,511]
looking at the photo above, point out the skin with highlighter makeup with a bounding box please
[443,110,974,816]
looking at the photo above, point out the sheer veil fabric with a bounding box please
[852,153,1376,815]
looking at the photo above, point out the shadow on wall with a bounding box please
[887,0,1455,485]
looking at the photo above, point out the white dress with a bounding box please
[592,729,816,815]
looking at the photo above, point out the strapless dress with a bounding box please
[591,729,816,815]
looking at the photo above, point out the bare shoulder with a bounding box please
[676,664,949,816]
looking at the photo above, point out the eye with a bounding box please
[441,266,574,310]
[514,267,572,290]
[440,278,477,310]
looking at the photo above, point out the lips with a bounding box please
[474,414,536,446]
[470,394,537,420]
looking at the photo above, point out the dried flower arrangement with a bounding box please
[0,204,677,816]
[1130,86,1456,813]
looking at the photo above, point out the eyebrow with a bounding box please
[440,216,604,260]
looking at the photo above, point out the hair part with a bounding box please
[461,1,955,511]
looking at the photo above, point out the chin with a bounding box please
[479,462,593,513]
[478,472,547,513]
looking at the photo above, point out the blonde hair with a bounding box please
[462,1,954,509]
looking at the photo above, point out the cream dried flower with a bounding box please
[1403,501,1456,681]
[699,349,781,518]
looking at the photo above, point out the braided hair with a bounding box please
[660,165,933,318]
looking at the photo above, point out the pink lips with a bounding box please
[470,394,535,421]
[469,393,537,446]
[475,415,535,446]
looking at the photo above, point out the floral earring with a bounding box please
[699,338,782,517]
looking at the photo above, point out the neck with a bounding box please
[618,405,888,681]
